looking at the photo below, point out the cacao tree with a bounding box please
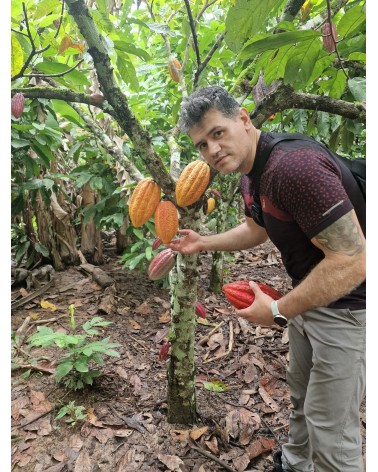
[11,0,365,424]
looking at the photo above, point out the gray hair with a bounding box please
[179,86,240,134]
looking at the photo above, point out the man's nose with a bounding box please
[208,141,221,157]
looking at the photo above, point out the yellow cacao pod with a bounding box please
[154,200,179,244]
[206,197,216,214]
[128,178,161,227]
[168,57,181,82]
[175,160,211,207]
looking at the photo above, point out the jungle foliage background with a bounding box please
[9,0,369,470]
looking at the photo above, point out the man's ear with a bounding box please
[239,107,252,129]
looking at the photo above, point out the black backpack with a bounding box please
[251,133,366,227]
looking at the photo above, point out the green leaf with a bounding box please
[327,69,347,99]
[30,142,54,167]
[113,41,150,61]
[116,55,139,91]
[284,38,322,88]
[35,62,90,87]
[56,361,74,382]
[15,241,30,263]
[75,173,92,188]
[203,380,228,393]
[146,23,174,36]
[239,30,321,60]
[35,242,50,257]
[337,4,365,38]
[225,0,279,53]
[90,176,103,191]
[74,359,89,373]
[128,253,146,270]
[33,0,61,21]
[11,34,23,76]
[348,77,366,102]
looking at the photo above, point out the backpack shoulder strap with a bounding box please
[253,133,314,196]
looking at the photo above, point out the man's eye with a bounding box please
[214,130,223,138]
[199,143,207,150]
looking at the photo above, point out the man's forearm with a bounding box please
[200,220,268,252]
[278,254,366,319]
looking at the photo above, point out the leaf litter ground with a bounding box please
[11,240,366,471]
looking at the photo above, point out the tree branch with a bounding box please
[65,0,176,200]
[11,87,116,116]
[250,82,366,127]
[279,0,306,22]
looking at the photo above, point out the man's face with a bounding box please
[188,108,254,175]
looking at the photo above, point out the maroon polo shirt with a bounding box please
[240,132,365,309]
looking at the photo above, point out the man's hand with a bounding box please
[165,229,203,254]
[234,281,276,326]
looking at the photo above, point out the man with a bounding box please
[167,86,366,472]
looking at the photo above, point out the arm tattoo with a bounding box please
[315,213,365,256]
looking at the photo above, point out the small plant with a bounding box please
[55,401,87,425]
[27,313,121,390]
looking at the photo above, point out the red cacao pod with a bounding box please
[210,188,222,198]
[168,57,181,82]
[152,237,162,251]
[11,93,25,118]
[128,178,161,228]
[195,301,206,319]
[322,21,338,53]
[148,248,176,281]
[175,160,211,207]
[222,281,282,309]
[154,200,179,244]
[159,341,170,361]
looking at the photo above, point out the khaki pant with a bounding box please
[281,307,366,472]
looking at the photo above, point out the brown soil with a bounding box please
[11,239,366,472]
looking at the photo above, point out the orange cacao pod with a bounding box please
[322,21,338,53]
[206,197,216,214]
[154,200,179,244]
[222,281,282,309]
[168,57,181,82]
[11,93,25,118]
[128,178,161,228]
[148,248,176,281]
[175,160,211,207]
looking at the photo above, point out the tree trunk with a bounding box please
[80,183,103,264]
[209,174,240,292]
[167,210,200,424]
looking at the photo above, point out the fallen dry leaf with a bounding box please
[204,435,219,454]
[68,434,83,452]
[134,300,153,314]
[189,425,209,441]
[170,429,189,442]
[157,453,184,471]
[73,450,91,472]
[258,386,280,412]
[246,436,276,460]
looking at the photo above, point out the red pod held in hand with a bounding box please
[222,281,282,309]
